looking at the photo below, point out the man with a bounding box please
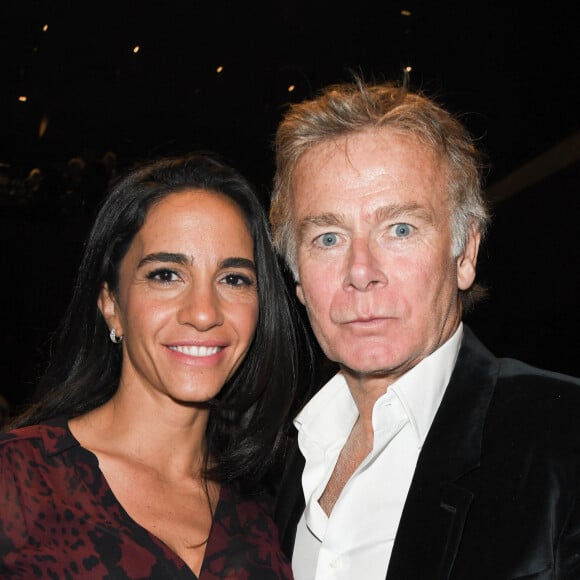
[269,77,580,579]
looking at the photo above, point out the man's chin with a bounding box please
[339,359,412,384]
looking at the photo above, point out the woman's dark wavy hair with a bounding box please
[9,152,311,491]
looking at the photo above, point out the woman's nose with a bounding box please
[177,283,224,330]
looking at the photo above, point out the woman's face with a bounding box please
[99,189,259,404]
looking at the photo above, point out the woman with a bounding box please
[0,153,308,579]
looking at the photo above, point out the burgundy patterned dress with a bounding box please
[0,417,293,579]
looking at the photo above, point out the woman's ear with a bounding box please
[98,282,123,335]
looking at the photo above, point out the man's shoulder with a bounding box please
[457,327,580,430]
[496,356,580,389]
[476,356,580,451]
[460,325,580,390]
[492,357,580,419]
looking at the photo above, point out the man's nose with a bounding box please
[343,238,387,291]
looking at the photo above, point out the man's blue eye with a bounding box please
[319,233,338,247]
[393,223,412,237]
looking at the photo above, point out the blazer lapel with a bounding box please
[387,326,499,580]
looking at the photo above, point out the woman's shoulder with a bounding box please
[0,416,73,457]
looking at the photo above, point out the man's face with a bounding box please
[292,128,479,386]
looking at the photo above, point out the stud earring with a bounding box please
[109,328,123,344]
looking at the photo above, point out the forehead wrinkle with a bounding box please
[340,130,447,202]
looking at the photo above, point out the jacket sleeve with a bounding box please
[556,484,580,578]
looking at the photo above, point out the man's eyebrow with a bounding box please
[300,213,344,227]
[374,203,434,223]
[298,213,345,238]
[137,253,255,271]
[297,203,433,237]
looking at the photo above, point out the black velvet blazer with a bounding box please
[274,326,580,579]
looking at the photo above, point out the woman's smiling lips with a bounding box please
[165,343,227,362]
[168,344,223,357]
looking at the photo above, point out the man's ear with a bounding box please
[296,282,306,306]
[98,282,123,334]
[457,225,481,291]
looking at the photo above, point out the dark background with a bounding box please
[1,0,579,413]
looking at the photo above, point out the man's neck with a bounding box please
[340,368,399,427]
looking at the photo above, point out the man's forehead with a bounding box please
[291,153,449,238]
[293,131,444,191]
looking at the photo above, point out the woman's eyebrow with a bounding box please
[220,257,256,271]
[138,253,256,271]
[138,252,189,268]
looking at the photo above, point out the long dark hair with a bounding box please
[9,152,312,490]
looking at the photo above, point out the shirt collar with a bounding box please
[294,372,357,451]
[386,323,463,445]
[294,323,463,449]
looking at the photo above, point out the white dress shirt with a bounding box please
[292,324,463,580]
